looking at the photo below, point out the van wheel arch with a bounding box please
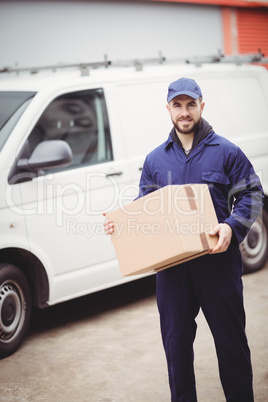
[0,248,49,309]
[0,263,32,358]
[240,204,268,274]
[0,249,49,358]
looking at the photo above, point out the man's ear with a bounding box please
[166,103,170,112]
[201,102,205,113]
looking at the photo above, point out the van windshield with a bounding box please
[0,91,36,151]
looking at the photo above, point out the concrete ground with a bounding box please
[1,262,268,402]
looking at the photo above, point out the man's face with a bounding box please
[167,95,205,135]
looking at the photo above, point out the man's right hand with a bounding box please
[102,212,115,235]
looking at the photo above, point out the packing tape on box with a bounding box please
[200,232,210,251]
[184,185,197,210]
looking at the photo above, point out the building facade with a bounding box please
[0,1,267,69]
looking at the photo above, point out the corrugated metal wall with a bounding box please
[236,8,268,56]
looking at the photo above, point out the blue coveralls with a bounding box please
[138,131,264,402]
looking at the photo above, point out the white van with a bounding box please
[0,58,268,357]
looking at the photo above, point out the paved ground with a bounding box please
[1,262,268,402]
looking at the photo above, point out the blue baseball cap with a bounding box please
[167,77,203,103]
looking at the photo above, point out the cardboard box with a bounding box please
[107,184,218,276]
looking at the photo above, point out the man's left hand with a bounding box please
[209,223,232,254]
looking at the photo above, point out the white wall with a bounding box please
[0,1,223,68]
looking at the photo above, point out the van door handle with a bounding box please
[105,171,123,177]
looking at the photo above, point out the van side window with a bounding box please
[28,89,113,170]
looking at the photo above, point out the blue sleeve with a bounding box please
[223,147,264,244]
[136,155,160,199]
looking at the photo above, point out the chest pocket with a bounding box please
[202,170,230,186]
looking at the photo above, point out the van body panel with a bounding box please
[0,62,267,307]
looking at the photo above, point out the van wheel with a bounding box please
[0,264,32,358]
[240,210,268,274]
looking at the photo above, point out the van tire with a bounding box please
[240,209,268,274]
[0,264,32,358]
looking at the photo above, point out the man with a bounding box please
[104,77,263,401]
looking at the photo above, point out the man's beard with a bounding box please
[173,117,202,135]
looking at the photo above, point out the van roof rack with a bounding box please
[0,57,112,76]
[186,49,268,66]
[0,53,166,75]
[112,52,166,71]
[1,50,267,76]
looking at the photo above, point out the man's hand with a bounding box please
[102,212,114,235]
[209,223,232,254]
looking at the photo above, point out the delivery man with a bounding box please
[104,77,263,401]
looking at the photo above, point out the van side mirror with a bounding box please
[17,140,72,172]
